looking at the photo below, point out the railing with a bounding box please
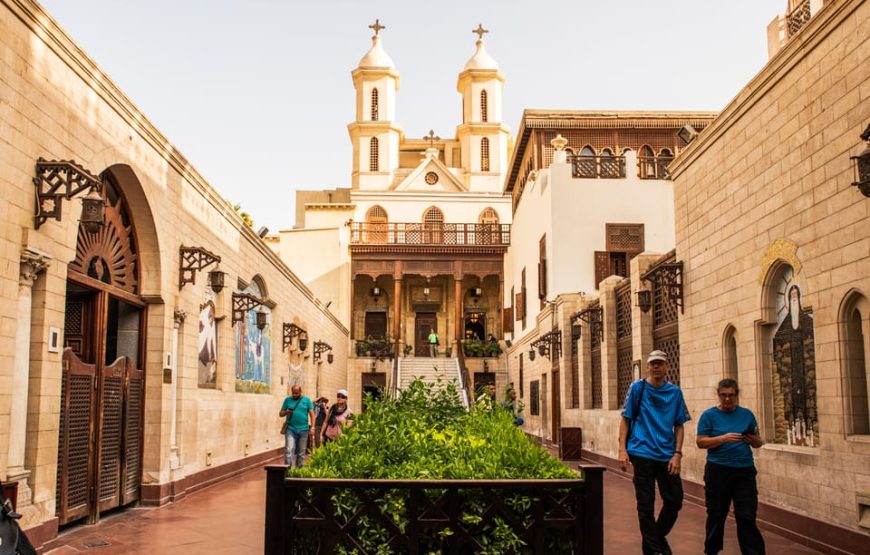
[787,0,812,37]
[264,465,605,554]
[355,338,395,359]
[456,346,473,410]
[637,156,672,180]
[569,155,626,179]
[350,223,510,246]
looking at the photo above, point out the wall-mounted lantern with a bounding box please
[314,341,333,364]
[636,290,652,313]
[255,308,268,331]
[231,292,265,326]
[179,245,222,290]
[282,323,305,352]
[371,286,381,297]
[852,123,870,197]
[33,158,105,232]
[531,330,562,361]
[298,332,309,352]
[528,348,536,361]
[208,266,226,293]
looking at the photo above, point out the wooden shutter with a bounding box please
[502,307,514,333]
[121,362,145,505]
[515,292,525,320]
[58,349,96,525]
[594,251,610,288]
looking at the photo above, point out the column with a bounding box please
[169,309,185,472]
[498,277,505,338]
[6,249,51,504]
[454,277,463,352]
[393,279,402,347]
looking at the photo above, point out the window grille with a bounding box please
[481,137,490,172]
[480,90,488,122]
[369,137,379,172]
[371,88,379,121]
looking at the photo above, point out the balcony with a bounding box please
[350,222,510,247]
[786,0,812,37]
[569,155,626,179]
[637,156,673,180]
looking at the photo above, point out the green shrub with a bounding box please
[289,378,576,553]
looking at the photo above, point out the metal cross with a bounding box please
[425,130,440,147]
[369,19,385,36]
[472,23,488,40]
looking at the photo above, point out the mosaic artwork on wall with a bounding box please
[235,281,271,393]
[770,265,818,446]
[198,298,217,388]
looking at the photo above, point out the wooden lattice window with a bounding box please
[371,88,379,121]
[538,234,547,307]
[639,145,656,179]
[481,137,490,172]
[423,206,443,224]
[479,207,499,225]
[616,281,633,406]
[479,207,499,245]
[369,137,379,172]
[480,90,488,122]
[365,205,388,242]
[521,268,527,329]
[422,206,443,243]
[519,351,524,398]
[570,323,580,408]
[530,380,540,415]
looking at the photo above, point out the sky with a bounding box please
[39,0,785,232]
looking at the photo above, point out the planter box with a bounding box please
[264,464,605,554]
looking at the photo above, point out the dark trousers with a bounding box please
[630,455,683,555]
[704,462,766,555]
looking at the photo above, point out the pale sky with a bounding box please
[39,0,785,232]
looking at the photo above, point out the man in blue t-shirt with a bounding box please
[279,384,315,468]
[697,379,765,555]
[618,350,690,555]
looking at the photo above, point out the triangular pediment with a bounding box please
[392,155,467,193]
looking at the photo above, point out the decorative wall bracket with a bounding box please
[179,246,222,289]
[231,292,264,325]
[313,341,334,364]
[531,330,562,360]
[575,306,603,344]
[641,261,685,314]
[283,323,305,352]
[34,158,104,231]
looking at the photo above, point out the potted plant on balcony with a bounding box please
[355,339,371,357]
[484,340,502,357]
[403,344,413,358]
[462,338,483,357]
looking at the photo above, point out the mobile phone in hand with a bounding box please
[743,425,757,436]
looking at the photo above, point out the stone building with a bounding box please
[502,111,714,446]
[516,0,869,551]
[272,24,514,404]
[0,0,347,548]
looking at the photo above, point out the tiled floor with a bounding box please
[43,464,823,554]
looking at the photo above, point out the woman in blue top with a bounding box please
[696,379,765,555]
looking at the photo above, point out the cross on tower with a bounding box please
[369,19,385,36]
[472,23,488,40]
[425,130,440,147]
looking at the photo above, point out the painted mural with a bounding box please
[770,266,818,446]
[198,298,217,388]
[235,281,271,393]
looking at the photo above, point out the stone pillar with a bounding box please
[454,277,463,355]
[169,309,185,472]
[6,248,51,506]
[393,279,402,344]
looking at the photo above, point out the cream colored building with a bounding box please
[0,0,347,548]
[273,25,514,403]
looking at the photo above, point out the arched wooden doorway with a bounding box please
[56,173,146,525]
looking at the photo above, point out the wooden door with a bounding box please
[364,312,387,339]
[415,313,437,356]
[57,349,96,525]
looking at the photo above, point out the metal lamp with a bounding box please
[528,348,536,361]
[298,334,308,352]
[80,187,106,234]
[208,266,226,294]
[636,290,652,313]
[852,124,870,197]
[255,308,268,331]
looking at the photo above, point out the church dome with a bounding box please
[358,35,395,69]
[463,39,499,71]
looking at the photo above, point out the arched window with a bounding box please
[422,206,444,243]
[365,205,388,243]
[760,262,818,445]
[575,145,596,178]
[480,137,490,172]
[639,145,656,179]
[371,88,379,121]
[722,325,738,381]
[369,137,379,172]
[478,207,499,245]
[480,90,488,122]
[840,291,870,435]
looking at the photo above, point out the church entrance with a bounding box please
[56,175,146,526]
[415,313,437,356]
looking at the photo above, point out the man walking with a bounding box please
[279,384,315,467]
[427,328,439,357]
[697,379,765,554]
[618,350,691,555]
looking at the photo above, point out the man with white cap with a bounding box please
[320,389,354,443]
[618,350,691,555]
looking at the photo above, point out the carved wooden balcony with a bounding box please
[569,155,626,179]
[786,0,812,37]
[350,222,510,247]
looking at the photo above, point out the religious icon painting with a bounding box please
[198,299,218,388]
[235,280,271,393]
[769,265,818,446]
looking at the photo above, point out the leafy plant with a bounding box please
[289,378,576,553]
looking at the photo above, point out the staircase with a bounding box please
[397,357,469,409]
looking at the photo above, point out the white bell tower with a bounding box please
[348,20,403,190]
[456,24,510,193]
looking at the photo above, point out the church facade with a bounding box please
[273,24,514,403]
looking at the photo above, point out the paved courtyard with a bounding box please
[42,462,822,554]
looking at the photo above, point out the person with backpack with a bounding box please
[320,389,354,443]
[279,385,315,467]
[618,350,691,555]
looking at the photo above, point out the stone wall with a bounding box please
[0,0,348,536]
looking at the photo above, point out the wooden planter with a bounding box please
[264,464,605,554]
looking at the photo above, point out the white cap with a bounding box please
[337,389,349,398]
